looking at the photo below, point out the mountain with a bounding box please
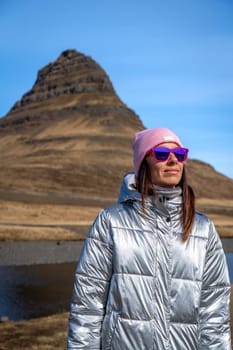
[0,49,232,200]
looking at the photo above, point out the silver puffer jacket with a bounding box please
[68,172,231,349]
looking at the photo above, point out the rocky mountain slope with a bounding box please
[0,49,232,199]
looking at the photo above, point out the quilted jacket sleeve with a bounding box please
[67,209,113,349]
[199,220,231,349]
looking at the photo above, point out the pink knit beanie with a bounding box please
[133,127,183,174]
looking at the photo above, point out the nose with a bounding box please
[167,152,178,163]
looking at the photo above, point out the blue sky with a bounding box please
[1,0,233,178]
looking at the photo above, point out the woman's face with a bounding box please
[146,142,185,188]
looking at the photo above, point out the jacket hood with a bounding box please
[117,172,140,204]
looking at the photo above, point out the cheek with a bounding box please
[150,162,164,178]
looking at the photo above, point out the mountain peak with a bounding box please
[5,49,117,118]
[0,49,232,199]
[1,49,143,133]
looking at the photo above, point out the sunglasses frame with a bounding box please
[148,147,189,163]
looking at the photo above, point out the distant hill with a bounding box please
[0,49,232,199]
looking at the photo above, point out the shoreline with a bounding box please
[0,240,84,266]
[0,238,232,267]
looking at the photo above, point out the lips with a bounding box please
[164,168,180,174]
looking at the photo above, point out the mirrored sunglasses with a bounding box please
[149,147,189,162]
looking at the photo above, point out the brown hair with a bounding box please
[136,158,195,242]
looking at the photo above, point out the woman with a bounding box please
[67,127,231,349]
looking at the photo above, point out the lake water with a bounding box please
[0,254,232,321]
[0,262,77,321]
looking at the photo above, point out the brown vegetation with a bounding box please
[0,312,69,350]
[0,50,233,201]
[0,196,232,241]
[0,49,232,348]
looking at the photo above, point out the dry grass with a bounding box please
[0,226,83,241]
[196,198,233,238]
[0,197,232,241]
[0,199,101,241]
[0,49,232,348]
[0,312,69,350]
[0,199,101,224]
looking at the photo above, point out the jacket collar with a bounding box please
[118,172,182,216]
